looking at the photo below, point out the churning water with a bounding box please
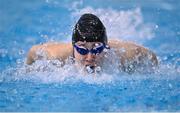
[0,0,179,112]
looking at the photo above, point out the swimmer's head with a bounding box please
[72,13,108,71]
[72,13,107,45]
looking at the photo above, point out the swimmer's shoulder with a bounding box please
[108,39,158,65]
[108,39,144,58]
[26,42,73,65]
[108,39,143,49]
[108,39,154,53]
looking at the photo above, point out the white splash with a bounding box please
[1,2,179,85]
[71,6,155,43]
[8,58,116,84]
[1,48,179,85]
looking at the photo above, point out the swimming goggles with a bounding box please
[74,43,109,55]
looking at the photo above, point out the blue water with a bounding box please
[0,0,180,112]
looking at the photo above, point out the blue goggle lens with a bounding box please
[74,43,106,55]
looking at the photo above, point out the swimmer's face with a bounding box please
[74,41,105,68]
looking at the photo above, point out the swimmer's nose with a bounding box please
[84,53,96,66]
[85,53,95,62]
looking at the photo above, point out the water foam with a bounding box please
[1,6,179,85]
[1,51,179,85]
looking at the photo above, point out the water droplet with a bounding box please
[119,48,126,53]
[104,48,108,52]
[95,43,100,47]
[19,50,24,55]
[155,25,159,29]
[95,66,101,72]
[16,59,22,64]
[163,56,168,60]
[129,64,134,68]
[168,83,173,89]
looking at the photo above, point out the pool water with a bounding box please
[0,0,180,112]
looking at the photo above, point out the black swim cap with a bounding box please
[72,13,107,45]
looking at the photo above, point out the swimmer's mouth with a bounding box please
[86,65,95,69]
[85,65,96,73]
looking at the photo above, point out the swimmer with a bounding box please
[26,13,158,73]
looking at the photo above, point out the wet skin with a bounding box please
[26,39,158,73]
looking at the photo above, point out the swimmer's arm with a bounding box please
[124,45,158,67]
[122,47,158,73]
[135,46,158,66]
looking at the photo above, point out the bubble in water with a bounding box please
[168,83,173,89]
[19,50,25,55]
[95,66,101,73]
